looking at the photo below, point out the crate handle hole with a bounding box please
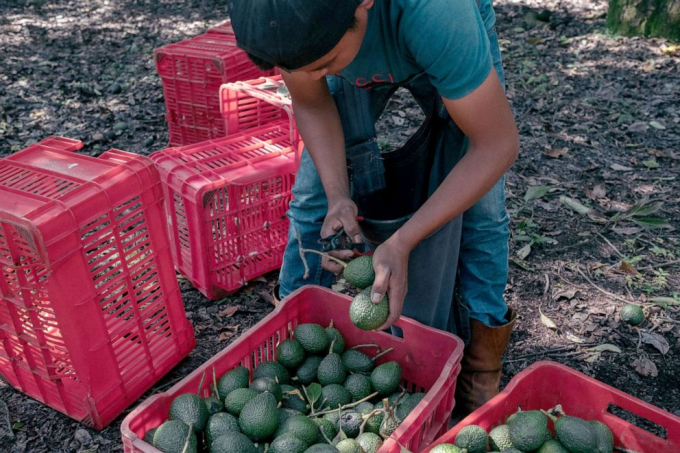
[606,403,667,440]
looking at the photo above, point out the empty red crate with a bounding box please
[155,33,277,147]
[151,118,298,299]
[121,285,464,452]
[425,361,680,453]
[0,137,195,429]
[220,75,296,140]
[206,20,235,36]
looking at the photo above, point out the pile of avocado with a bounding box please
[430,407,615,453]
[145,321,425,453]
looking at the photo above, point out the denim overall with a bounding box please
[279,28,509,339]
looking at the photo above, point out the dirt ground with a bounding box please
[0,0,678,451]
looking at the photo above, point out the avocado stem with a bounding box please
[212,366,219,400]
[311,391,380,416]
[372,348,394,362]
[350,343,381,351]
[541,409,559,423]
[197,370,206,396]
[329,338,337,355]
[299,248,348,268]
[181,423,193,453]
[358,409,384,436]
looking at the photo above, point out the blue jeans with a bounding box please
[279,29,510,330]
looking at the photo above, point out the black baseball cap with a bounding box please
[228,0,362,71]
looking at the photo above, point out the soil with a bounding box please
[1,0,678,451]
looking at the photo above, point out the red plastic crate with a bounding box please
[155,33,277,147]
[425,361,680,453]
[0,137,195,429]
[206,20,235,36]
[121,286,465,452]
[151,120,299,299]
[220,75,296,140]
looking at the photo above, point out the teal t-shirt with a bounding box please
[338,0,495,100]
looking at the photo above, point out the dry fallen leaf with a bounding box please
[633,357,658,377]
[553,289,579,301]
[218,325,239,342]
[566,332,586,343]
[618,261,639,276]
[590,343,622,353]
[517,243,532,260]
[218,305,240,318]
[641,332,670,355]
[543,148,568,158]
[611,163,634,172]
[613,226,643,235]
[257,289,277,307]
[585,184,606,200]
[539,306,558,331]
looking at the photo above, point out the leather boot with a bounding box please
[454,307,517,417]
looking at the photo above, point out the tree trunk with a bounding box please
[608,0,680,40]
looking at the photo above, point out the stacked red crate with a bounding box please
[155,31,277,146]
[151,76,299,300]
[0,137,195,429]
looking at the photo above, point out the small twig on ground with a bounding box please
[507,345,578,361]
[637,259,680,272]
[636,328,643,353]
[596,232,627,260]
[506,348,588,363]
[576,266,634,304]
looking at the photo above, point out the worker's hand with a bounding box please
[320,197,363,274]
[370,237,410,330]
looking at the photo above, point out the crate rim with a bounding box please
[460,360,680,427]
[120,285,465,450]
[427,360,680,452]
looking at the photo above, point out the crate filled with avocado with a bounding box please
[424,361,680,453]
[121,285,465,452]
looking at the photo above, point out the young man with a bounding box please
[229,0,519,413]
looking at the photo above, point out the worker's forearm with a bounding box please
[393,141,518,252]
[292,97,349,204]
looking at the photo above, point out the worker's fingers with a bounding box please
[370,262,390,304]
[321,249,354,274]
[339,215,363,244]
[375,273,407,331]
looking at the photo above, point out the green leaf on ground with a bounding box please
[649,296,680,309]
[560,196,591,215]
[632,217,674,230]
[590,344,622,353]
[524,185,551,202]
[629,200,664,217]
